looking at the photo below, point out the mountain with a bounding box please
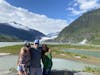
[56,8,100,45]
[47,32,59,38]
[0,0,67,35]
[0,23,45,41]
[0,34,21,42]
[40,32,59,42]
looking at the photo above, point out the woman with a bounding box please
[42,44,53,75]
[17,42,31,75]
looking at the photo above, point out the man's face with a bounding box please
[34,43,39,49]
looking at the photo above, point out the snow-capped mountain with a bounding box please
[40,32,59,42]
[47,32,59,38]
[0,23,45,41]
[8,21,30,31]
[0,0,67,41]
[0,0,67,34]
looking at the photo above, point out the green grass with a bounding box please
[48,44,100,51]
[0,44,100,55]
[0,44,100,74]
[83,66,100,73]
[9,67,17,73]
[0,45,23,54]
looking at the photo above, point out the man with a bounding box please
[30,39,42,75]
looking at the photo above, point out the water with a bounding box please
[63,49,100,58]
[0,42,100,73]
[0,55,99,72]
[0,42,24,47]
[52,58,99,71]
[0,55,17,71]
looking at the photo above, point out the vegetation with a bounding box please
[9,67,17,73]
[83,66,100,73]
[0,45,22,54]
[0,44,100,54]
[0,44,100,65]
[0,34,21,42]
[0,23,45,41]
[48,44,100,51]
[0,44,100,74]
[56,8,100,45]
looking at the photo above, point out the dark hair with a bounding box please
[42,44,49,55]
[24,42,30,48]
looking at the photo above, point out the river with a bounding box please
[63,49,100,58]
[0,55,99,72]
[0,42,100,74]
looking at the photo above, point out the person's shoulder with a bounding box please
[39,46,42,49]
[20,47,25,51]
[20,47,25,54]
[30,47,35,49]
[30,47,35,51]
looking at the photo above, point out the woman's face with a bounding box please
[42,44,48,52]
[42,45,46,51]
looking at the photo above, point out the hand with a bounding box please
[20,64,25,67]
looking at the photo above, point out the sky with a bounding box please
[0,0,100,34]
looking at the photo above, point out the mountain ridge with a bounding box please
[56,8,100,45]
[0,23,45,41]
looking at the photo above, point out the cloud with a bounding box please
[0,0,68,34]
[76,0,100,10]
[68,0,100,15]
[0,0,2,3]
[68,7,84,15]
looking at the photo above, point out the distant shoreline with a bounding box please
[0,53,11,56]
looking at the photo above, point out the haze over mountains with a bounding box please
[56,8,100,45]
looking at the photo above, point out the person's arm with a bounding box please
[48,49,52,53]
[17,47,24,65]
[45,49,52,59]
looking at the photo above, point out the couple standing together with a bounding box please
[17,39,53,75]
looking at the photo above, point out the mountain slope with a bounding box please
[0,34,21,42]
[0,23,45,41]
[56,8,100,45]
[40,32,59,42]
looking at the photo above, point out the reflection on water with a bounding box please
[0,55,99,72]
[63,49,100,58]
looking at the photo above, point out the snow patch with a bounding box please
[40,32,58,42]
[79,39,87,45]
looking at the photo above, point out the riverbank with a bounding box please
[0,55,100,75]
[0,53,11,56]
[0,42,24,48]
[0,44,100,65]
[48,44,100,65]
[0,44,100,74]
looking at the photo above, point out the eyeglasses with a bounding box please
[35,43,39,45]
